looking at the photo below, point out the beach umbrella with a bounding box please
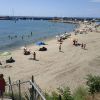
[36,41,45,46]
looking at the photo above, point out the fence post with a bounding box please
[18,80,21,100]
[31,75,34,100]
[8,77,11,93]
[34,89,37,100]
[9,77,14,100]
[59,95,62,100]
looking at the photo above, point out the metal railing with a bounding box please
[6,75,46,100]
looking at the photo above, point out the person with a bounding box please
[83,44,86,50]
[73,39,76,45]
[15,35,17,38]
[59,37,63,43]
[75,39,78,46]
[0,74,6,100]
[33,52,36,60]
[8,35,11,40]
[81,43,84,49]
[59,44,61,52]
[0,61,2,65]
[31,32,32,36]
[21,35,24,40]
[9,57,13,61]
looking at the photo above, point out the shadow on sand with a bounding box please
[29,58,39,61]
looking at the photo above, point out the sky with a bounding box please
[0,0,100,17]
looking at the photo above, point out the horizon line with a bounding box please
[0,15,100,18]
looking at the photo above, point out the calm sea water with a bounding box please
[0,20,78,51]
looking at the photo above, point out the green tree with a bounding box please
[86,74,100,94]
[86,74,100,99]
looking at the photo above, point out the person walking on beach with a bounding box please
[83,44,86,50]
[33,52,36,60]
[81,43,84,49]
[0,74,6,100]
[59,44,62,52]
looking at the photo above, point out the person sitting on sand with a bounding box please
[24,48,30,55]
[59,37,63,43]
[0,74,6,100]
[9,57,14,61]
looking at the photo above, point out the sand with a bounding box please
[0,23,100,92]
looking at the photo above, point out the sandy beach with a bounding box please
[0,23,100,92]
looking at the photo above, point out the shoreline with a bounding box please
[0,22,100,92]
[1,23,79,52]
[0,20,78,52]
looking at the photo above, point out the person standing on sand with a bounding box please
[59,44,62,52]
[73,39,76,45]
[81,43,84,49]
[83,44,86,50]
[33,52,36,60]
[0,74,6,100]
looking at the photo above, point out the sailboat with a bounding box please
[12,8,18,23]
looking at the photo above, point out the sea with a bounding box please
[0,20,78,51]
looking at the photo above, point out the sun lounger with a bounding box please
[6,57,15,63]
[24,51,31,55]
[39,47,47,51]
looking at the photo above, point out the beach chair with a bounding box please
[24,51,31,55]
[39,47,47,51]
[6,57,15,63]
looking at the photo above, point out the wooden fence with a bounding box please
[6,75,46,100]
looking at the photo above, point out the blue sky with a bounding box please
[0,0,100,17]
